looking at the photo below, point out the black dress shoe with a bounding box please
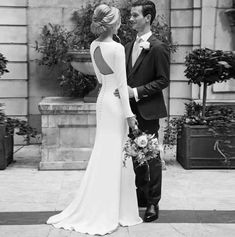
[144,204,159,222]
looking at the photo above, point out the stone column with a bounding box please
[38,97,96,170]
[170,0,201,116]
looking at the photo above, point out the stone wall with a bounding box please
[0,0,28,144]
[200,0,235,102]
[169,0,201,116]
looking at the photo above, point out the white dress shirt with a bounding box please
[132,31,152,102]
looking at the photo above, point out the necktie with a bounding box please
[132,37,143,67]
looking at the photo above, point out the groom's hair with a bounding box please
[132,0,156,25]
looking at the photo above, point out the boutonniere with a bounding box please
[139,41,151,51]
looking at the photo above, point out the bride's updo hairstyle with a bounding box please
[91,4,120,35]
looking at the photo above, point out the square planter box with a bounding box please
[177,125,235,169]
[0,125,14,170]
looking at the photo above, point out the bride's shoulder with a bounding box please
[90,41,95,51]
[90,40,100,52]
[90,40,97,47]
[113,42,124,50]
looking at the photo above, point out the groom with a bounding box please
[115,0,170,222]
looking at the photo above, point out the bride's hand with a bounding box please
[127,116,138,130]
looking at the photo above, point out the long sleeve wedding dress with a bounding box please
[47,40,142,235]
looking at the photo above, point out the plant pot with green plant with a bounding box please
[164,48,235,169]
[0,103,39,170]
[0,53,11,169]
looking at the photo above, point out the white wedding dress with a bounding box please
[47,40,142,235]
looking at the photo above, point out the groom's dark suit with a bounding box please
[125,34,170,207]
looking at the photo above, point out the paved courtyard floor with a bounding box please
[0,145,235,237]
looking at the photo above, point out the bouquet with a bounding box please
[123,129,162,179]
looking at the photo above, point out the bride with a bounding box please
[47,4,142,235]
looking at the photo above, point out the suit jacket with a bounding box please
[125,34,170,120]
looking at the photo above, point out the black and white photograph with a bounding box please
[0,0,235,236]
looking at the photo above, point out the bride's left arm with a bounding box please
[115,45,134,118]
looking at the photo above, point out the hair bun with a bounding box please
[90,21,107,35]
[92,10,107,23]
[90,4,120,36]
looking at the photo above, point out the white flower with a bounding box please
[156,144,164,152]
[135,135,148,148]
[218,61,231,68]
[139,41,150,50]
[185,118,190,123]
[151,138,159,145]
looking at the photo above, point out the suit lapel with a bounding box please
[128,36,154,80]
[126,35,156,84]
[146,34,156,48]
[125,41,134,75]
[130,49,148,75]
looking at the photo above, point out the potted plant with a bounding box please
[0,53,10,169]
[35,0,176,100]
[35,23,97,99]
[0,103,39,170]
[164,48,235,169]
[0,54,39,170]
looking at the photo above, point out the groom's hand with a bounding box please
[114,86,134,99]
[128,86,134,98]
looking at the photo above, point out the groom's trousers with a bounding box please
[130,101,162,207]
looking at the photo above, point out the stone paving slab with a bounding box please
[1,145,235,237]
[0,225,50,237]
[128,223,235,237]
[2,146,235,212]
[1,224,235,237]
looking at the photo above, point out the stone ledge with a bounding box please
[39,97,96,170]
[39,161,88,170]
[38,97,96,115]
